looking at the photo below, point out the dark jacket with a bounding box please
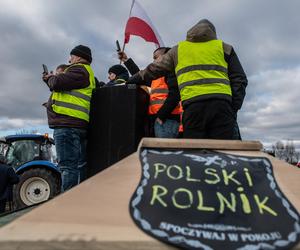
[104,72,129,87]
[128,20,247,112]
[124,58,180,122]
[0,163,19,201]
[44,63,91,129]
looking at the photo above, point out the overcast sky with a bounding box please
[0,0,299,148]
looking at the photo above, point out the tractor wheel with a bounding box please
[14,168,60,209]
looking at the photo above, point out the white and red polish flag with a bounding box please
[124,0,164,48]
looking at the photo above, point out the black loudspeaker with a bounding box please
[87,85,149,177]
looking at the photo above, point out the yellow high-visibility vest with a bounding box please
[51,63,95,122]
[175,39,232,102]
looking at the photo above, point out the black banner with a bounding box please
[129,148,300,250]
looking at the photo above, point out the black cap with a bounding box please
[108,64,128,76]
[70,45,92,63]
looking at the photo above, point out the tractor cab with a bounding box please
[3,134,56,168]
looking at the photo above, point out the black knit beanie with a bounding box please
[108,64,128,76]
[70,45,92,63]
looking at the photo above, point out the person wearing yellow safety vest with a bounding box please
[42,45,96,191]
[127,19,248,139]
[119,47,182,138]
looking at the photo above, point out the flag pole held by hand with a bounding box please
[116,40,127,64]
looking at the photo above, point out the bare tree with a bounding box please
[295,151,300,163]
[272,140,298,164]
[285,140,296,164]
[273,140,285,160]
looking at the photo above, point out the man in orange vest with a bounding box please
[118,47,182,138]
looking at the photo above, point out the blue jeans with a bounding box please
[154,119,179,138]
[54,128,87,192]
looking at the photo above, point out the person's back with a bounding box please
[175,21,234,138]
[127,19,248,140]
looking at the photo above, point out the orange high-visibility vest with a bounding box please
[178,102,184,132]
[148,77,182,115]
[179,122,183,132]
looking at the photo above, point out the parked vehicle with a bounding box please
[0,134,61,209]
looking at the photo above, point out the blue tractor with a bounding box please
[0,134,61,209]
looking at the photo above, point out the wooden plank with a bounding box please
[0,139,298,249]
[0,241,173,250]
[140,138,263,151]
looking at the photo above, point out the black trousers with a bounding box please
[183,99,235,139]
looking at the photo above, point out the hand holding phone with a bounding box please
[42,64,48,74]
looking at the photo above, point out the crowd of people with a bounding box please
[41,19,248,192]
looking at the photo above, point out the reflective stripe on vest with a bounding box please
[151,88,169,94]
[175,40,232,102]
[52,100,89,114]
[149,99,165,105]
[63,90,91,102]
[148,77,181,115]
[51,63,95,122]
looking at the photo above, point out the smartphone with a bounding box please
[116,40,121,52]
[42,64,48,74]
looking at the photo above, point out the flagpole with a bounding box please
[129,0,135,16]
[121,42,126,53]
[120,0,135,64]
[123,0,135,52]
